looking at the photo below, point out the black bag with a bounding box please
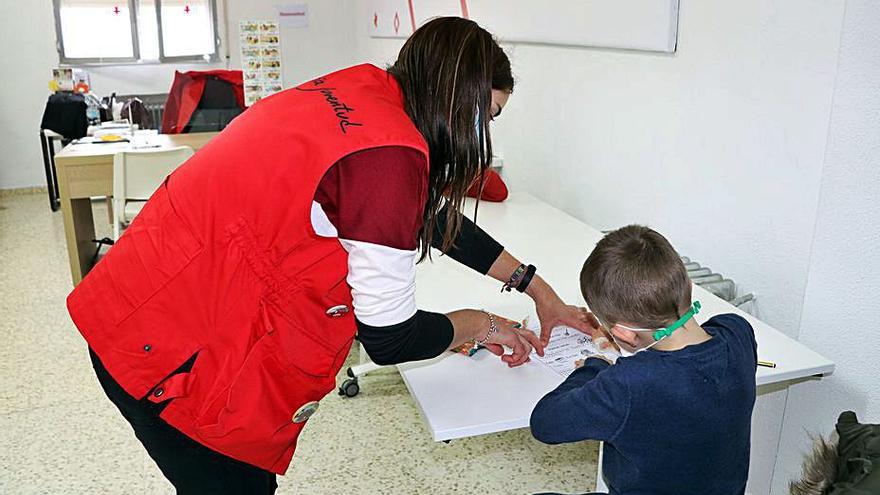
[40,92,88,139]
[121,97,152,130]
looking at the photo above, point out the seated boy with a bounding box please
[530,225,758,495]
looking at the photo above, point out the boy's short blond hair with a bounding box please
[580,225,692,328]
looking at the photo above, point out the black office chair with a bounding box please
[183,76,244,133]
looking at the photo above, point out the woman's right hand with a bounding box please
[481,314,545,368]
[446,310,544,368]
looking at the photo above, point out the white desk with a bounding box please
[54,132,217,285]
[399,192,834,491]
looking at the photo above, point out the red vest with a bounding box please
[67,64,428,474]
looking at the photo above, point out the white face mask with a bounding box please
[611,324,667,357]
[605,301,702,358]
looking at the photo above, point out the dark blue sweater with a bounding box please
[530,314,757,495]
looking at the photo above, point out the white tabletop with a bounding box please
[399,192,835,442]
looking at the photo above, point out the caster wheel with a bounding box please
[346,367,355,378]
[338,378,360,398]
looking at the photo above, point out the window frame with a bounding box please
[52,0,221,66]
[154,0,221,64]
[53,0,141,64]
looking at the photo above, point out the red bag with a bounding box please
[467,168,509,202]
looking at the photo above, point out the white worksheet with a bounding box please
[525,317,620,377]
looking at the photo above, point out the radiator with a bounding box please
[143,101,165,130]
[680,256,755,308]
[116,93,167,130]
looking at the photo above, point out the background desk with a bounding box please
[400,193,835,492]
[54,132,217,285]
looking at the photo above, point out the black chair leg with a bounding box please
[49,139,65,211]
[39,130,59,211]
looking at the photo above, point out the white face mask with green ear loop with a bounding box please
[606,301,702,357]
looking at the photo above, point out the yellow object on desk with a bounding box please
[757,360,777,368]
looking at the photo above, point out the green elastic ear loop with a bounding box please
[652,301,702,341]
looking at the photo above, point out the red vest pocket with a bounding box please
[85,184,203,325]
[284,246,357,357]
[195,331,335,470]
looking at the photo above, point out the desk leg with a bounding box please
[595,443,608,492]
[57,171,96,286]
[64,198,96,286]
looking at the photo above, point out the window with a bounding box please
[53,0,219,64]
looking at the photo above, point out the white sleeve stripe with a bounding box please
[311,201,338,238]
[339,238,418,327]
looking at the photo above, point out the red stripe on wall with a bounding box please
[407,0,417,32]
[460,0,469,18]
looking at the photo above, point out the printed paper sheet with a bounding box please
[525,317,620,377]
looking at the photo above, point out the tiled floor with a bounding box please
[0,191,599,494]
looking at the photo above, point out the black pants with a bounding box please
[89,348,277,494]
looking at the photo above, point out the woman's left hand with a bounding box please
[535,296,600,344]
[535,300,618,352]
[486,253,610,346]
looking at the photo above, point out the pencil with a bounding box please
[757,360,776,368]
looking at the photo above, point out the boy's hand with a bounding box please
[593,333,620,353]
[571,309,620,352]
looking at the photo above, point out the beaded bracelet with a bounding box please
[475,311,500,345]
[502,264,527,292]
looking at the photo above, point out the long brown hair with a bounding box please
[388,17,514,261]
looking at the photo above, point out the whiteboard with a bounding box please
[368,0,680,53]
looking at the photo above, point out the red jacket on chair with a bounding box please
[68,65,429,474]
[161,70,245,134]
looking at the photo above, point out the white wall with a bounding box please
[354,0,845,338]
[771,1,880,491]
[0,0,62,189]
[0,0,357,190]
[351,2,853,494]
[225,1,356,89]
[501,0,846,340]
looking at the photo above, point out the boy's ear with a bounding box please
[610,325,637,346]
